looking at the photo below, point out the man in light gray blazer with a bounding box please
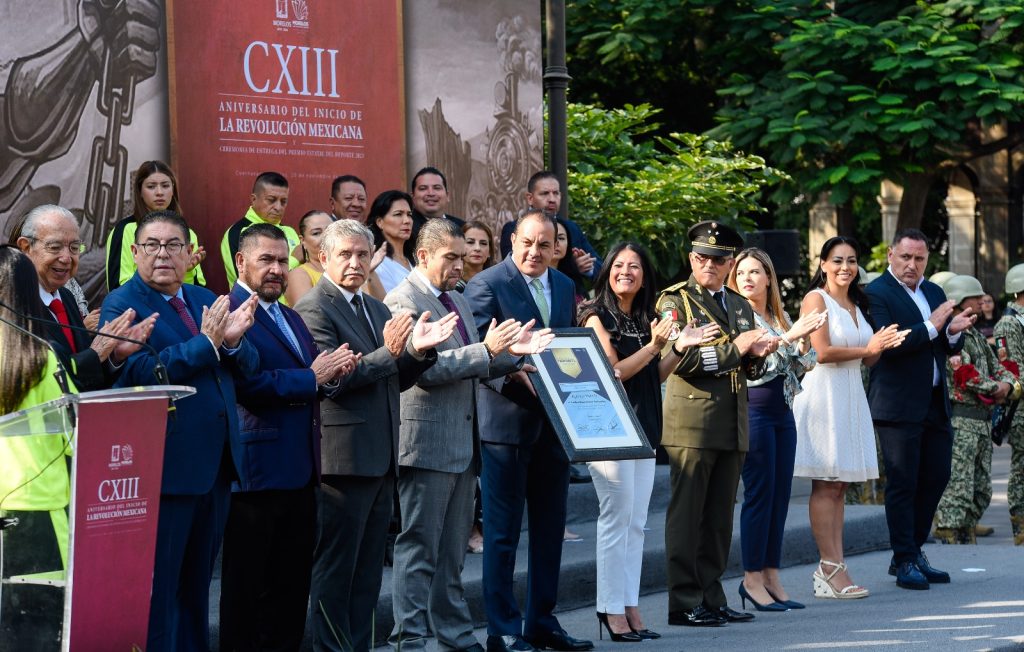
[295,219,458,651]
[384,219,553,651]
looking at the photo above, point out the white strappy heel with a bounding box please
[813,560,870,599]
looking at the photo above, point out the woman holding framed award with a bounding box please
[578,242,712,642]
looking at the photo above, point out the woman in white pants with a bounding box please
[579,242,711,641]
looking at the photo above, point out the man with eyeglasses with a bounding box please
[102,209,260,651]
[656,221,776,627]
[14,204,155,390]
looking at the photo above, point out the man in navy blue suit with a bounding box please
[102,211,259,652]
[866,228,974,591]
[219,224,357,651]
[464,210,593,652]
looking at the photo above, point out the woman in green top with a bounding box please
[105,160,207,291]
[0,246,77,623]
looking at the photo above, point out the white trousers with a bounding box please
[587,457,656,613]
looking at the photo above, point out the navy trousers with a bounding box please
[740,377,797,571]
[480,432,569,638]
[875,386,953,564]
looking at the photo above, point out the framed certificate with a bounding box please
[528,329,656,462]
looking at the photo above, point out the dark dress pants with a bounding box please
[664,445,744,614]
[219,483,316,652]
[309,472,394,652]
[740,378,797,571]
[480,431,569,638]
[875,386,954,564]
[0,510,64,652]
[146,457,233,652]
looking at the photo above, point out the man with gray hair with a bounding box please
[295,218,459,651]
[385,219,553,651]
[13,204,155,389]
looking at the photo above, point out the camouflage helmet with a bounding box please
[929,270,957,290]
[1006,263,1024,295]
[944,274,985,306]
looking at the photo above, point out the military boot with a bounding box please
[1012,514,1024,546]
[933,527,958,544]
[975,524,995,537]
[959,527,977,544]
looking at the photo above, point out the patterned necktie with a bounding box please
[269,302,302,359]
[168,296,200,336]
[48,298,77,353]
[350,294,377,346]
[530,278,550,326]
[438,291,469,344]
[713,290,728,315]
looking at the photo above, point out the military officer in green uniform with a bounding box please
[657,221,776,627]
[934,275,1019,544]
[993,263,1024,545]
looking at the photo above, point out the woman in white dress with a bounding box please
[368,190,415,295]
[793,236,907,600]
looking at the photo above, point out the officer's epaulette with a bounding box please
[660,280,688,296]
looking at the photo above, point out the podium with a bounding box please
[0,386,194,651]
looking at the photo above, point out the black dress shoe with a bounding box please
[487,634,536,652]
[715,605,755,622]
[915,552,951,583]
[525,629,594,651]
[895,561,929,590]
[667,605,727,627]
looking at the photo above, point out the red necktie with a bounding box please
[49,298,77,353]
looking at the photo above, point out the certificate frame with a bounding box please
[528,328,656,463]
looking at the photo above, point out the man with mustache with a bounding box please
[220,223,357,651]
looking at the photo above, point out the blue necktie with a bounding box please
[269,302,302,359]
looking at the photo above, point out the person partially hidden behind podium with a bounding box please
[0,245,77,651]
[102,211,260,652]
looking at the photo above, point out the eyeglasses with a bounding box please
[137,241,187,256]
[31,238,85,255]
[692,253,730,267]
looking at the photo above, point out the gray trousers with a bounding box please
[390,465,478,650]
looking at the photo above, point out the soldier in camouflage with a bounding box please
[934,275,1018,544]
[993,263,1024,545]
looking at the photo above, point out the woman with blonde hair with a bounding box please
[727,248,825,611]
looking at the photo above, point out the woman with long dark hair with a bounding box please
[458,220,495,293]
[579,242,713,641]
[727,248,825,611]
[367,190,415,296]
[552,217,587,303]
[0,245,78,647]
[105,160,207,291]
[792,236,906,600]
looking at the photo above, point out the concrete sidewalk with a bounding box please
[208,444,1016,648]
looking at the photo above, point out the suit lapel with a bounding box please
[505,257,544,326]
[141,277,195,342]
[407,273,463,346]
[883,271,923,317]
[321,280,376,351]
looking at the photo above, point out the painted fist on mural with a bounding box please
[78,0,162,78]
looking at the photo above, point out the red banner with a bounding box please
[167,0,406,292]
[66,398,167,650]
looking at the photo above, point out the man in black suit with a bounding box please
[464,210,593,652]
[14,204,155,389]
[294,218,457,651]
[866,228,974,590]
[409,166,465,255]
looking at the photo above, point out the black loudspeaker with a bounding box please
[744,230,802,277]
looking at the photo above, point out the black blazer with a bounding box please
[866,271,964,423]
[41,286,108,390]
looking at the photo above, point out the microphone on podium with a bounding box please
[0,312,72,395]
[0,299,169,385]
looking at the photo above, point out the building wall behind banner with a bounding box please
[404,1,543,240]
[0,0,541,299]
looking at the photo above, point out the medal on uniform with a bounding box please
[552,348,583,378]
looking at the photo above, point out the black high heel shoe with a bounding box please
[629,626,661,640]
[765,586,805,610]
[738,582,789,612]
[596,612,643,642]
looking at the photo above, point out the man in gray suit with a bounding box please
[384,220,554,651]
[295,219,458,651]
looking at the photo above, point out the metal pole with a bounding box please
[545,0,571,215]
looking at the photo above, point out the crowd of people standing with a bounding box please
[2,159,1023,652]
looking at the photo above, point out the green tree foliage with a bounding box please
[568,1,1024,230]
[567,102,785,280]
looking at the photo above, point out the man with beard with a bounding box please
[219,223,357,650]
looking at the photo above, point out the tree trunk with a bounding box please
[895,172,935,233]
